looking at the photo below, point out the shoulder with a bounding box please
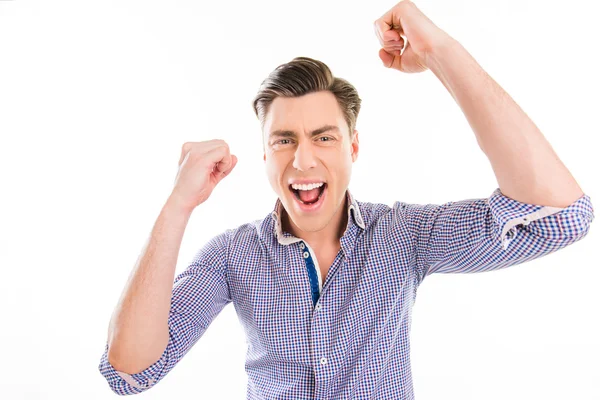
[186,212,273,276]
[223,212,275,256]
[355,198,427,239]
[355,199,398,229]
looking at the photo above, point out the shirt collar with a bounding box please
[270,189,365,245]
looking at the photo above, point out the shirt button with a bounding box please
[300,242,305,249]
[303,251,309,259]
[320,357,327,365]
[315,303,322,311]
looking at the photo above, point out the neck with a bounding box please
[281,194,349,248]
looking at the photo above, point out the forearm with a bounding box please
[425,39,583,207]
[107,194,193,374]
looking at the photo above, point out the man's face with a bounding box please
[263,90,359,234]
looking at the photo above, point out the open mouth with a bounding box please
[289,183,327,206]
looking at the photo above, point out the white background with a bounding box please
[1,0,598,399]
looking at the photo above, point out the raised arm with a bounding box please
[98,140,238,394]
[374,0,584,207]
[375,1,593,280]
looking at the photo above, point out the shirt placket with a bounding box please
[295,240,329,399]
[304,231,357,400]
[300,241,322,307]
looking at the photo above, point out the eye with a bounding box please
[275,139,293,145]
[318,136,334,142]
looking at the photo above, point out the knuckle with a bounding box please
[217,141,230,152]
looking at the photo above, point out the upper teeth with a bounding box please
[292,182,324,191]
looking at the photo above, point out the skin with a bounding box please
[374,0,583,206]
[262,91,359,274]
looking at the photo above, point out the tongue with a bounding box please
[299,188,321,203]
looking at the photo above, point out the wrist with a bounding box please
[424,36,462,72]
[165,193,195,216]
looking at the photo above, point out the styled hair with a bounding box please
[252,57,362,135]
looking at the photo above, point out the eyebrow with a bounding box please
[269,124,340,139]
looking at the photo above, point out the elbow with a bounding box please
[107,347,154,377]
[106,345,167,375]
[99,341,170,395]
[106,329,170,375]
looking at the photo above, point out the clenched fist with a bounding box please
[170,140,238,212]
[374,0,453,73]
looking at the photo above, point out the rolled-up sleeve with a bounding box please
[98,340,170,395]
[98,230,233,395]
[395,188,594,283]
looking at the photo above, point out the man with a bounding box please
[98,1,594,398]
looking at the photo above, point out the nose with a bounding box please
[292,141,317,171]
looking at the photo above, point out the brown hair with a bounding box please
[252,57,362,135]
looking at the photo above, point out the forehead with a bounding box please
[263,91,346,133]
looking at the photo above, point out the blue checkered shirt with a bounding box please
[99,188,594,399]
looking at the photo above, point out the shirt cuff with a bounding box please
[488,188,594,250]
[98,341,169,394]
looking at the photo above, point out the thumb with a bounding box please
[229,154,238,172]
[218,154,238,180]
[378,48,395,68]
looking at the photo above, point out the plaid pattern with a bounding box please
[99,188,594,398]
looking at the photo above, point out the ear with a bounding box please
[351,130,359,162]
